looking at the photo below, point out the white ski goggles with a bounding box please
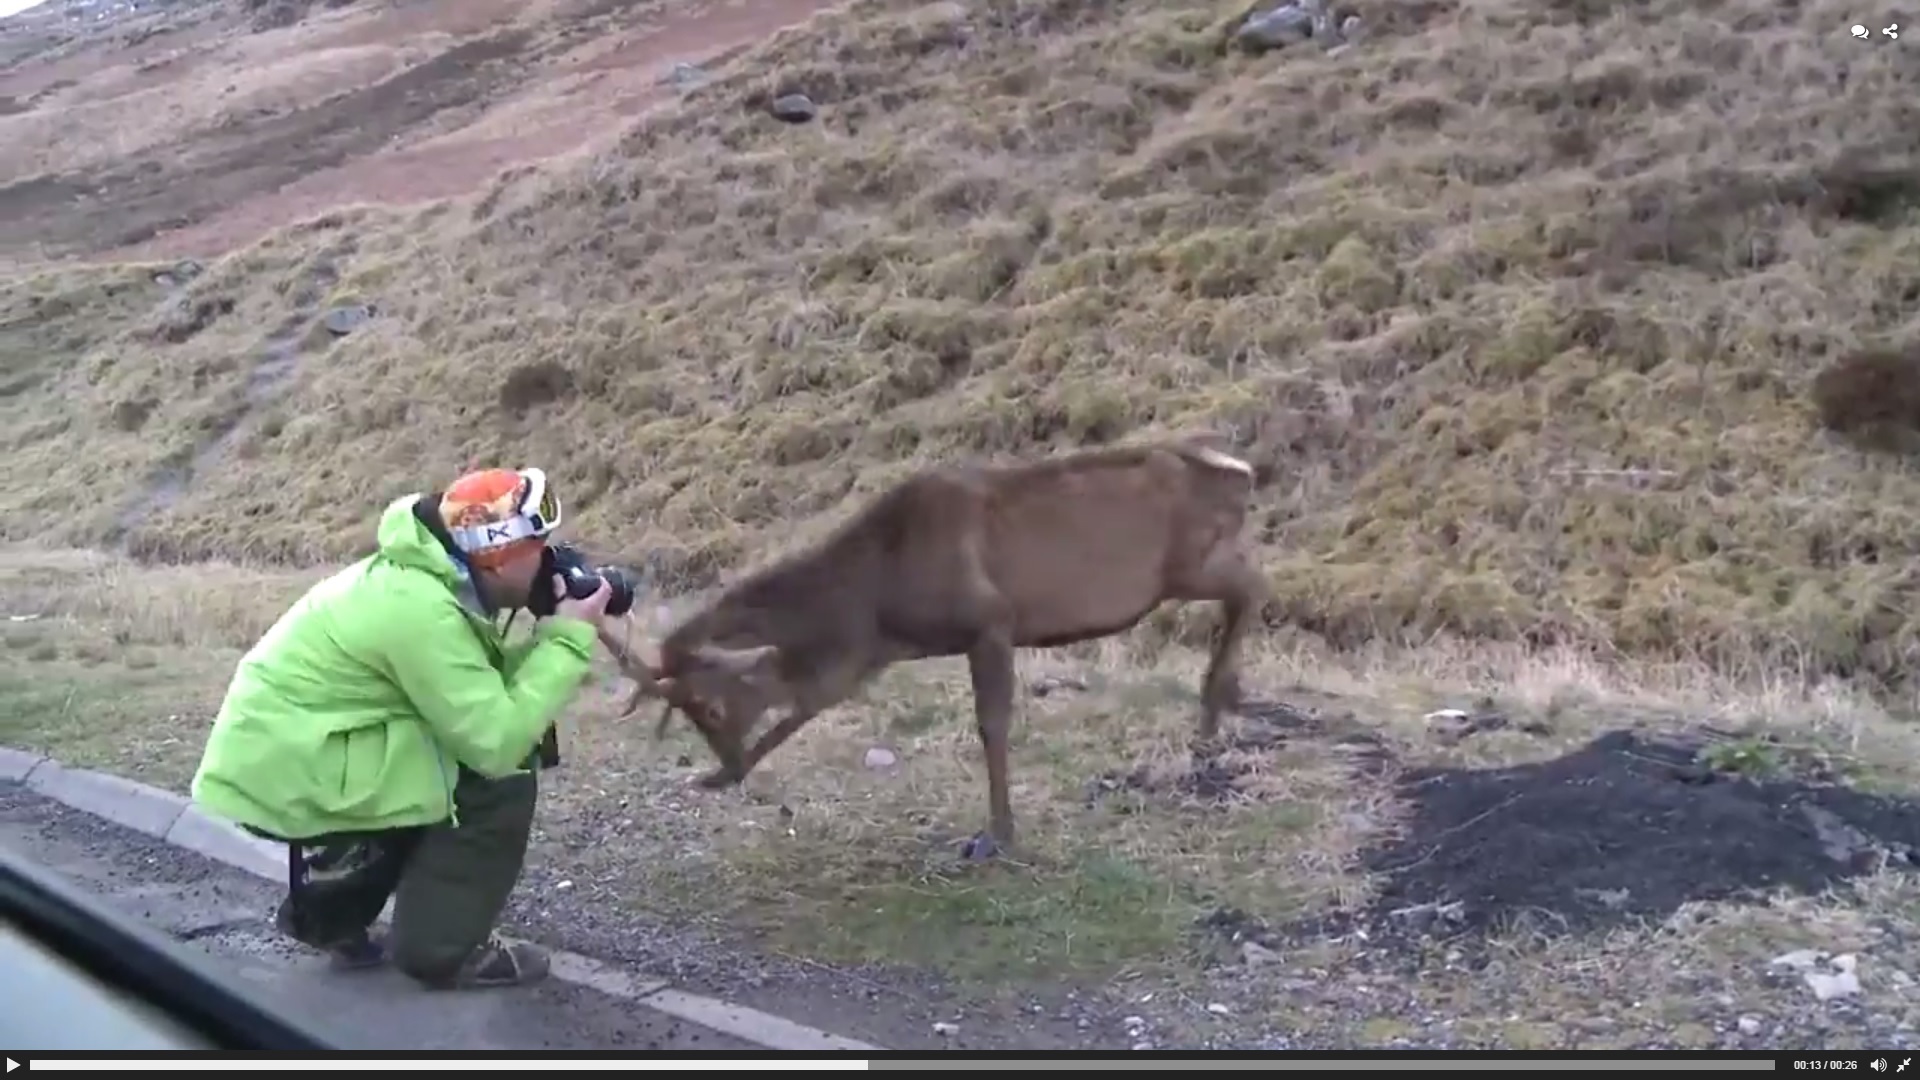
[447,467,563,554]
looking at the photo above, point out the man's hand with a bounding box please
[549,574,613,624]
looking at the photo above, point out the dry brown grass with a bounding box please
[6,0,1920,1042]
[6,0,1920,693]
[5,543,1917,1015]
[0,546,322,787]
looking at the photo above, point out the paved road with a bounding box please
[0,783,758,1053]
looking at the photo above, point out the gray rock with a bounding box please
[1737,1015,1762,1036]
[1236,3,1315,51]
[862,746,897,770]
[1029,673,1089,697]
[771,93,817,123]
[1233,0,1364,54]
[664,61,707,89]
[1803,804,1881,864]
[322,303,376,336]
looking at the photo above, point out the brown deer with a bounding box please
[601,435,1271,861]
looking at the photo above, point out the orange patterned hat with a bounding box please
[437,467,561,569]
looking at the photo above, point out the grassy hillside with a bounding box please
[5,0,1920,687]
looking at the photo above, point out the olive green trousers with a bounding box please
[267,761,539,984]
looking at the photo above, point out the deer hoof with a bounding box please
[958,832,1001,862]
[695,767,739,789]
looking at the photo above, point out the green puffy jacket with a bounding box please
[189,492,599,841]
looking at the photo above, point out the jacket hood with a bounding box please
[374,493,464,587]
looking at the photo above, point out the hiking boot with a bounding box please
[425,936,551,990]
[326,930,387,971]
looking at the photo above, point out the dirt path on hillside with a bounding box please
[0,0,834,264]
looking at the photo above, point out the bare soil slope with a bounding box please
[0,0,832,261]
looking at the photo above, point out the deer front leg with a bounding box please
[694,704,818,788]
[962,629,1018,862]
[694,746,750,789]
[696,648,881,788]
[743,706,816,768]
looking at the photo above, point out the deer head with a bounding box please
[597,625,780,780]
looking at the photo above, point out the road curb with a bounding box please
[0,747,46,783]
[2,746,882,1053]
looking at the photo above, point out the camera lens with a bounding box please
[603,567,636,618]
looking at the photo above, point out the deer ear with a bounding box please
[695,643,781,682]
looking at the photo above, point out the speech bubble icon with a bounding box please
[1851,22,1870,36]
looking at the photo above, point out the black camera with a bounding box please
[527,542,638,619]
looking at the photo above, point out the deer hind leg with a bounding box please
[1177,547,1271,744]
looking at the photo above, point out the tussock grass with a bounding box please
[6,543,1918,1005]
[7,0,1920,1029]
[6,0,1920,691]
[0,546,322,787]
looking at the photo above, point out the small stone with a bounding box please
[1832,953,1859,975]
[1122,1015,1146,1029]
[555,879,574,891]
[863,746,898,770]
[1131,1041,1154,1051]
[1805,970,1862,1002]
[1737,1016,1762,1036]
[770,92,817,123]
[931,1021,958,1036]
[1241,941,1280,967]
[1771,949,1826,971]
[1030,673,1089,697]
[1206,1002,1233,1016]
[322,303,376,336]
